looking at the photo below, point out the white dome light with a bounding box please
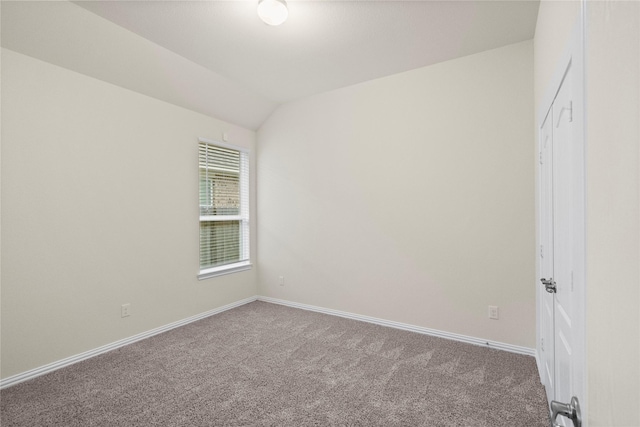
[257,0,288,26]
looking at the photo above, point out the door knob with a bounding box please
[551,396,581,427]
[540,278,557,293]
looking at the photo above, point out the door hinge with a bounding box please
[540,244,544,258]
[569,100,573,122]
[539,151,543,165]
[541,337,544,352]
[555,100,573,125]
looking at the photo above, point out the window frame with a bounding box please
[197,137,251,280]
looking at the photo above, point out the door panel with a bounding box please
[539,111,555,405]
[552,64,575,427]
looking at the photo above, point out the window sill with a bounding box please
[198,261,252,280]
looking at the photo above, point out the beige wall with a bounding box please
[534,1,640,425]
[585,1,640,425]
[0,49,258,379]
[257,41,535,348]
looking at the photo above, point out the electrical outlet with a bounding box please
[488,305,499,320]
[279,275,284,286]
[121,303,131,318]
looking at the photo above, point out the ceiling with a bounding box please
[1,0,540,129]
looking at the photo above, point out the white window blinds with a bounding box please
[198,140,250,276]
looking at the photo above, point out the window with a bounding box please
[198,138,250,279]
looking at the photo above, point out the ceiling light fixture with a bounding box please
[257,0,288,26]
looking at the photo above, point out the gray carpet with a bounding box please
[1,301,550,426]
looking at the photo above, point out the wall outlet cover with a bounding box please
[489,305,499,320]
[121,303,131,318]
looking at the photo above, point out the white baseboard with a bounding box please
[257,296,536,357]
[0,296,257,390]
[2,294,536,389]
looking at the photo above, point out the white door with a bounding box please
[539,109,555,403]
[538,22,586,427]
[551,64,577,427]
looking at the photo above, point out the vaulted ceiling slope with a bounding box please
[1,0,540,130]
